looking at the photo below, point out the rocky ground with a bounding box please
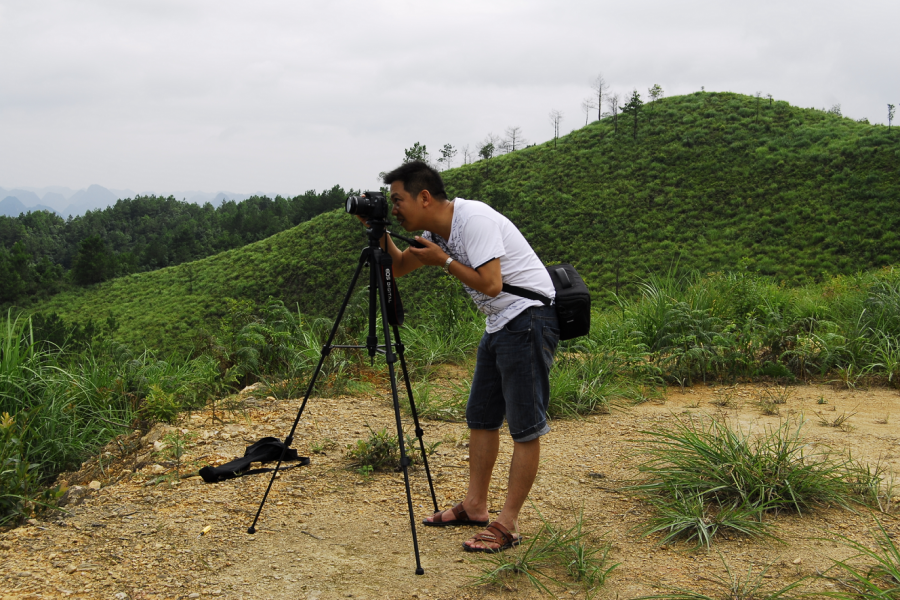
[2,380,900,600]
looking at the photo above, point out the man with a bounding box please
[366,160,559,552]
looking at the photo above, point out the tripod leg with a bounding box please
[392,323,439,514]
[374,254,425,575]
[248,248,372,534]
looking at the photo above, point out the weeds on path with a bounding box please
[819,519,900,599]
[470,507,618,598]
[635,553,806,599]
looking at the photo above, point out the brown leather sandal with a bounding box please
[462,521,521,553]
[423,503,489,527]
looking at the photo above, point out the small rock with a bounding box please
[88,480,102,490]
[153,441,168,452]
[188,594,200,599]
[463,455,470,461]
[149,464,166,475]
[115,593,129,600]
[59,486,90,507]
[66,564,77,574]
[141,423,171,447]
[792,558,802,565]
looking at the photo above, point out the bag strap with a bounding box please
[501,283,552,306]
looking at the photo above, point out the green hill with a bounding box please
[443,91,900,293]
[29,92,900,353]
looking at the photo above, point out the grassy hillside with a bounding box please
[32,211,449,352]
[29,92,900,353]
[444,91,900,293]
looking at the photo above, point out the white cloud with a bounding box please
[1,0,898,194]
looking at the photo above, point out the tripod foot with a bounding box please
[247,526,256,534]
[415,567,424,575]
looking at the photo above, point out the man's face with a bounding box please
[390,181,422,231]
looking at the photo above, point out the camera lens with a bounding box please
[345,192,387,219]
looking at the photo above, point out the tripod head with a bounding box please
[365,218,390,246]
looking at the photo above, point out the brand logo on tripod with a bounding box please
[384,267,393,302]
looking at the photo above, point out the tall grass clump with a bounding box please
[400,279,484,376]
[631,416,873,547]
[608,267,900,386]
[0,310,227,524]
[549,313,662,416]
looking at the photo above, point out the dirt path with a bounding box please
[3,382,900,599]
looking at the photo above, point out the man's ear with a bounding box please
[419,189,433,206]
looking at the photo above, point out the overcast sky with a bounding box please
[2,0,898,197]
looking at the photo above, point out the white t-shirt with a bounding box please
[423,198,555,333]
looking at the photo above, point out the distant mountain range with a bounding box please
[0,184,264,218]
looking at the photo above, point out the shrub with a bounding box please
[631,416,869,546]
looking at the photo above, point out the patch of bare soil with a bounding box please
[3,382,900,600]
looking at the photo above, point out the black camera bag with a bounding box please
[502,264,591,341]
[199,437,309,483]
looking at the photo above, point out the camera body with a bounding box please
[346,191,388,221]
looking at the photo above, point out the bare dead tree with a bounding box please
[606,93,620,134]
[500,126,526,153]
[591,74,609,121]
[548,110,563,148]
[581,98,597,126]
[888,104,895,130]
[461,144,471,165]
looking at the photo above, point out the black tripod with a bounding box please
[247,217,438,575]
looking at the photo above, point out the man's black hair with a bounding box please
[382,161,448,201]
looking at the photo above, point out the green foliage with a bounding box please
[0,412,64,526]
[23,89,900,362]
[141,384,182,423]
[71,235,116,285]
[346,426,402,472]
[0,187,351,305]
[443,92,900,299]
[403,142,429,164]
[157,429,197,478]
[345,425,438,472]
[631,416,874,547]
[0,310,224,523]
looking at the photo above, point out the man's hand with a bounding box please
[406,236,449,267]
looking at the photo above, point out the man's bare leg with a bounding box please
[423,428,498,524]
[464,436,540,550]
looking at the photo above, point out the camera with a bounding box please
[346,191,388,220]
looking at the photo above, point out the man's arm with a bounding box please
[408,237,502,297]
[383,232,424,277]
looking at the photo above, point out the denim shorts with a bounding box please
[466,304,560,442]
